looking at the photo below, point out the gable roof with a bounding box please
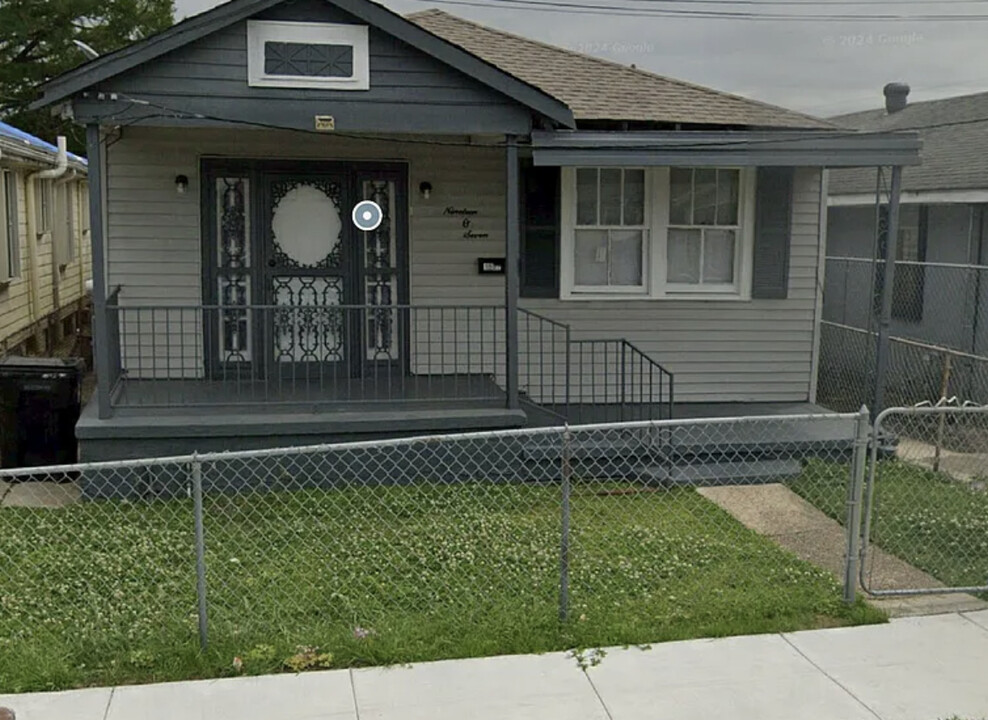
[828,90,988,195]
[32,0,574,127]
[407,9,833,130]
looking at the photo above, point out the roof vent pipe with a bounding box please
[884,82,910,114]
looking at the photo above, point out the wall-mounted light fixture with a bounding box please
[175,174,189,195]
[418,181,432,200]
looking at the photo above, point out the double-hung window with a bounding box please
[36,178,53,236]
[666,168,742,294]
[1,169,21,282]
[561,166,753,299]
[568,168,648,294]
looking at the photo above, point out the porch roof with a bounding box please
[530,129,923,168]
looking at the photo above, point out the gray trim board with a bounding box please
[86,124,111,419]
[70,98,535,134]
[531,130,922,168]
[505,136,520,409]
[33,0,574,128]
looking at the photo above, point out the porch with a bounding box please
[77,295,676,460]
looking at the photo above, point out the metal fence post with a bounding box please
[934,353,952,471]
[191,454,209,650]
[843,405,870,603]
[559,426,572,622]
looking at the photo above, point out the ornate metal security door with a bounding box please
[263,172,351,376]
[203,160,408,382]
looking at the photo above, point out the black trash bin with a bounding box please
[0,356,85,470]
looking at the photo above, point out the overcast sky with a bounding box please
[173,0,988,117]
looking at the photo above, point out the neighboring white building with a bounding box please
[0,121,91,355]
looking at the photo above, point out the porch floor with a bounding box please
[112,373,505,415]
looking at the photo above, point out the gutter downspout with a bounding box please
[25,136,68,350]
[52,169,79,344]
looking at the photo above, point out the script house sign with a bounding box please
[444,206,489,240]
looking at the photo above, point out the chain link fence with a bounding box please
[1,413,872,691]
[860,405,988,597]
[2,409,986,691]
[818,257,988,411]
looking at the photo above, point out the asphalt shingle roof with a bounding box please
[828,90,988,195]
[406,9,833,130]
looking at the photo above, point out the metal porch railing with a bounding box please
[104,303,507,410]
[519,309,674,423]
[100,300,674,419]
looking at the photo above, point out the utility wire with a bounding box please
[548,0,988,4]
[91,93,988,149]
[413,0,988,21]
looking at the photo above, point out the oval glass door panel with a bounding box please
[270,182,343,268]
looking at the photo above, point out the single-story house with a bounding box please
[0,122,90,355]
[826,84,988,355]
[31,0,921,461]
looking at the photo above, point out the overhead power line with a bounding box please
[414,0,988,21]
[553,0,988,5]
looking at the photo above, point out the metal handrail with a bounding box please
[519,310,675,423]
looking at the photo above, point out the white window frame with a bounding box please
[247,20,370,90]
[0,169,18,282]
[561,167,650,297]
[36,178,54,236]
[560,166,756,301]
[658,167,756,298]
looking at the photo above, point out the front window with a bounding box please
[561,166,753,300]
[572,168,647,293]
[667,168,741,292]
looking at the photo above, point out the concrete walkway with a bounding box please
[699,483,988,617]
[3,611,988,720]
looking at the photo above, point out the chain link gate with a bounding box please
[856,403,988,597]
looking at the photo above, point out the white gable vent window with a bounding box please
[247,20,369,90]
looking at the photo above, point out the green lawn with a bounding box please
[792,459,988,595]
[0,481,882,692]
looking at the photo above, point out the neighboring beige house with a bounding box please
[0,121,91,355]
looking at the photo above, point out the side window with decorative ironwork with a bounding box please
[362,180,398,361]
[217,177,251,363]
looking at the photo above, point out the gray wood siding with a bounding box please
[106,128,824,401]
[85,2,532,134]
[522,168,825,403]
[105,127,508,378]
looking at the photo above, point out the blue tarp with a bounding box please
[0,120,87,165]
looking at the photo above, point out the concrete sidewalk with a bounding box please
[4,611,988,720]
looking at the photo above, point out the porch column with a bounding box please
[505,136,520,410]
[86,124,111,419]
[872,164,903,418]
